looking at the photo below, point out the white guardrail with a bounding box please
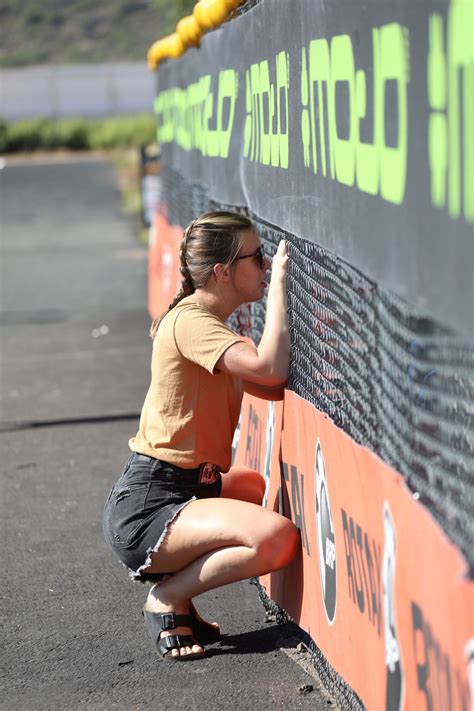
[0,62,156,120]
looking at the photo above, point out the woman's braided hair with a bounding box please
[150,211,253,338]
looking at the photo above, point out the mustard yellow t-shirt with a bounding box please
[129,298,245,471]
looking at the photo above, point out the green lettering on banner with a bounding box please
[154,91,174,144]
[277,51,290,168]
[244,51,289,169]
[259,60,271,164]
[177,86,191,151]
[199,75,212,154]
[301,47,311,168]
[428,15,448,210]
[377,23,408,205]
[155,69,238,159]
[156,2,472,222]
[429,0,474,222]
[204,74,219,156]
[218,69,238,158]
[302,22,409,205]
[448,0,474,221]
[331,34,356,186]
[189,80,203,152]
[244,68,252,158]
[308,38,332,177]
[355,33,378,196]
[250,62,261,162]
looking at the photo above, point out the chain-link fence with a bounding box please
[162,163,474,573]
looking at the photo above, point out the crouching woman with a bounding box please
[103,211,299,661]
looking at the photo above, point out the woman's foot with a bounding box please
[190,602,221,643]
[145,589,204,659]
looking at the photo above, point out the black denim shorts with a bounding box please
[102,452,222,582]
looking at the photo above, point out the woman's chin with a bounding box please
[245,284,267,303]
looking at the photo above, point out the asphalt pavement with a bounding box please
[0,156,334,710]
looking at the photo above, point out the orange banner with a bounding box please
[148,211,183,319]
[234,391,473,711]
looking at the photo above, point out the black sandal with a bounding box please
[143,609,206,661]
[190,602,221,645]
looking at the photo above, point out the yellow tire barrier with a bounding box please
[166,32,185,59]
[148,0,246,70]
[193,1,216,30]
[147,33,184,69]
[177,15,202,47]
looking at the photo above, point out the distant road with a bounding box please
[0,62,156,120]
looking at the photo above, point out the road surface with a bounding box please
[0,156,335,710]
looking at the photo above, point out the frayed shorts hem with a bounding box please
[129,497,196,584]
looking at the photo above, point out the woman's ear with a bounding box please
[213,263,230,282]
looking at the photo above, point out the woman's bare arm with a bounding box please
[215,240,290,386]
[242,379,286,400]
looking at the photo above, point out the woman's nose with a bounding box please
[263,256,271,270]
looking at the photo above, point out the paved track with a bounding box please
[0,157,333,710]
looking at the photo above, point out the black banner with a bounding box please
[154,0,473,337]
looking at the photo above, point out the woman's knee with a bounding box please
[256,517,300,571]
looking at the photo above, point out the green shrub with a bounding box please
[57,118,90,150]
[89,114,156,150]
[4,118,48,151]
[0,119,9,152]
[0,113,157,153]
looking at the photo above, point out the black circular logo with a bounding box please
[315,440,337,624]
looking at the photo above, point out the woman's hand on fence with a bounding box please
[269,240,289,286]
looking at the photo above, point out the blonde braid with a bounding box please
[149,227,196,339]
[167,233,196,310]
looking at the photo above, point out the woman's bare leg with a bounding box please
[143,498,299,658]
[179,468,264,639]
[178,466,264,636]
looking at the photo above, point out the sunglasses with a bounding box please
[234,245,265,269]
